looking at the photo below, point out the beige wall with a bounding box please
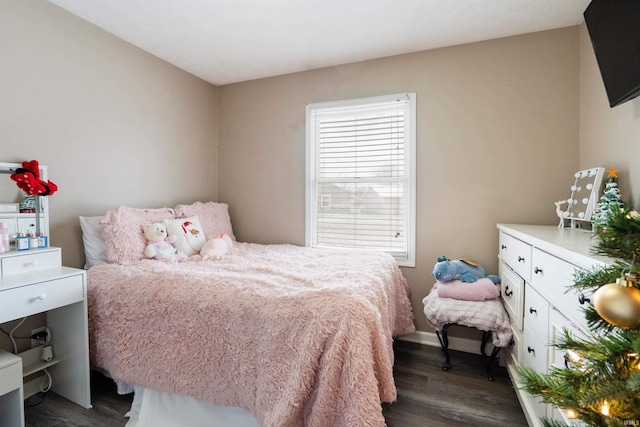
[579,24,640,208]
[1,2,606,338]
[219,27,581,333]
[0,0,219,269]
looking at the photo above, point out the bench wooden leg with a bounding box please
[485,346,501,381]
[435,324,452,371]
[437,326,501,380]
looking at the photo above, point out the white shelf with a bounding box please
[17,346,59,378]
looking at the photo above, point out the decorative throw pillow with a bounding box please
[164,215,206,257]
[100,206,175,265]
[174,201,235,241]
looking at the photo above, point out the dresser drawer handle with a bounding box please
[32,294,47,302]
[578,293,590,305]
[529,307,537,314]
[25,260,39,268]
[527,346,535,354]
[534,267,542,274]
[504,286,513,297]
[501,244,507,250]
[518,256,525,262]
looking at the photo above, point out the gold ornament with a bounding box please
[593,274,640,329]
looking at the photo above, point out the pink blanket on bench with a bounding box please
[435,278,500,301]
[87,242,415,427]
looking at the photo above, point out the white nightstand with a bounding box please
[0,247,92,424]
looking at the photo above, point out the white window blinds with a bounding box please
[305,93,416,266]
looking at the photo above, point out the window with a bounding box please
[305,93,416,267]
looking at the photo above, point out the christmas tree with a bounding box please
[518,207,640,427]
[592,168,624,228]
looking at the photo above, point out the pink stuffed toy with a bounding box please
[198,231,233,260]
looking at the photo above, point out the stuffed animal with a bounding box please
[164,217,206,257]
[199,231,233,260]
[143,223,187,263]
[432,256,500,284]
[10,160,58,196]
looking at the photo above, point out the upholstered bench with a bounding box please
[422,288,512,381]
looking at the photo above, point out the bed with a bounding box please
[81,202,416,427]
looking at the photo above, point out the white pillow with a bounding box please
[174,201,235,241]
[164,216,206,257]
[79,215,108,269]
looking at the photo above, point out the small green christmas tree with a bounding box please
[518,207,640,427]
[592,168,624,228]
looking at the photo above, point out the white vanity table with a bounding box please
[0,162,91,427]
[497,224,612,427]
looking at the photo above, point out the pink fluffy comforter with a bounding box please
[87,242,415,427]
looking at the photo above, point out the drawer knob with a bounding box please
[534,267,542,274]
[34,294,46,301]
[501,244,507,250]
[529,307,537,314]
[527,346,535,354]
[578,293,591,305]
[504,286,513,297]
[518,256,525,263]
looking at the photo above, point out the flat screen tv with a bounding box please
[583,0,640,107]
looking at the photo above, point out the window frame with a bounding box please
[305,93,416,267]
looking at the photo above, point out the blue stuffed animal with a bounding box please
[432,256,500,284]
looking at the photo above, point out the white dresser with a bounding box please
[497,224,612,427]
[0,247,92,419]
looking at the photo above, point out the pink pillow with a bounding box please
[174,201,235,241]
[100,205,175,264]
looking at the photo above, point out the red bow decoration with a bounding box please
[10,160,58,196]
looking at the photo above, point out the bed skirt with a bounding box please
[124,385,260,427]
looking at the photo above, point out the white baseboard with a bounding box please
[399,330,486,355]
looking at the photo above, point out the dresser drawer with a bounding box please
[500,261,524,331]
[522,285,549,374]
[548,307,588,370]
[1,249,61,277]
[524,284,549,342]
[0,274,83,323]
[503,327,521,366]
[499,232,532,281]
[531,248,590,333]
[521,322,548,375]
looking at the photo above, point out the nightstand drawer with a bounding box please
[0,350,22,396]
[0,275,83,323]
[1,249,61,277]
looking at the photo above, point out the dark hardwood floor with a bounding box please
[24,340,527,426]
[383,340,527,427]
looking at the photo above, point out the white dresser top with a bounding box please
[497,224,614,269]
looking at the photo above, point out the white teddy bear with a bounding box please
[143,223,187,263]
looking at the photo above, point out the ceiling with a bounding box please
[48,0,592,86]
